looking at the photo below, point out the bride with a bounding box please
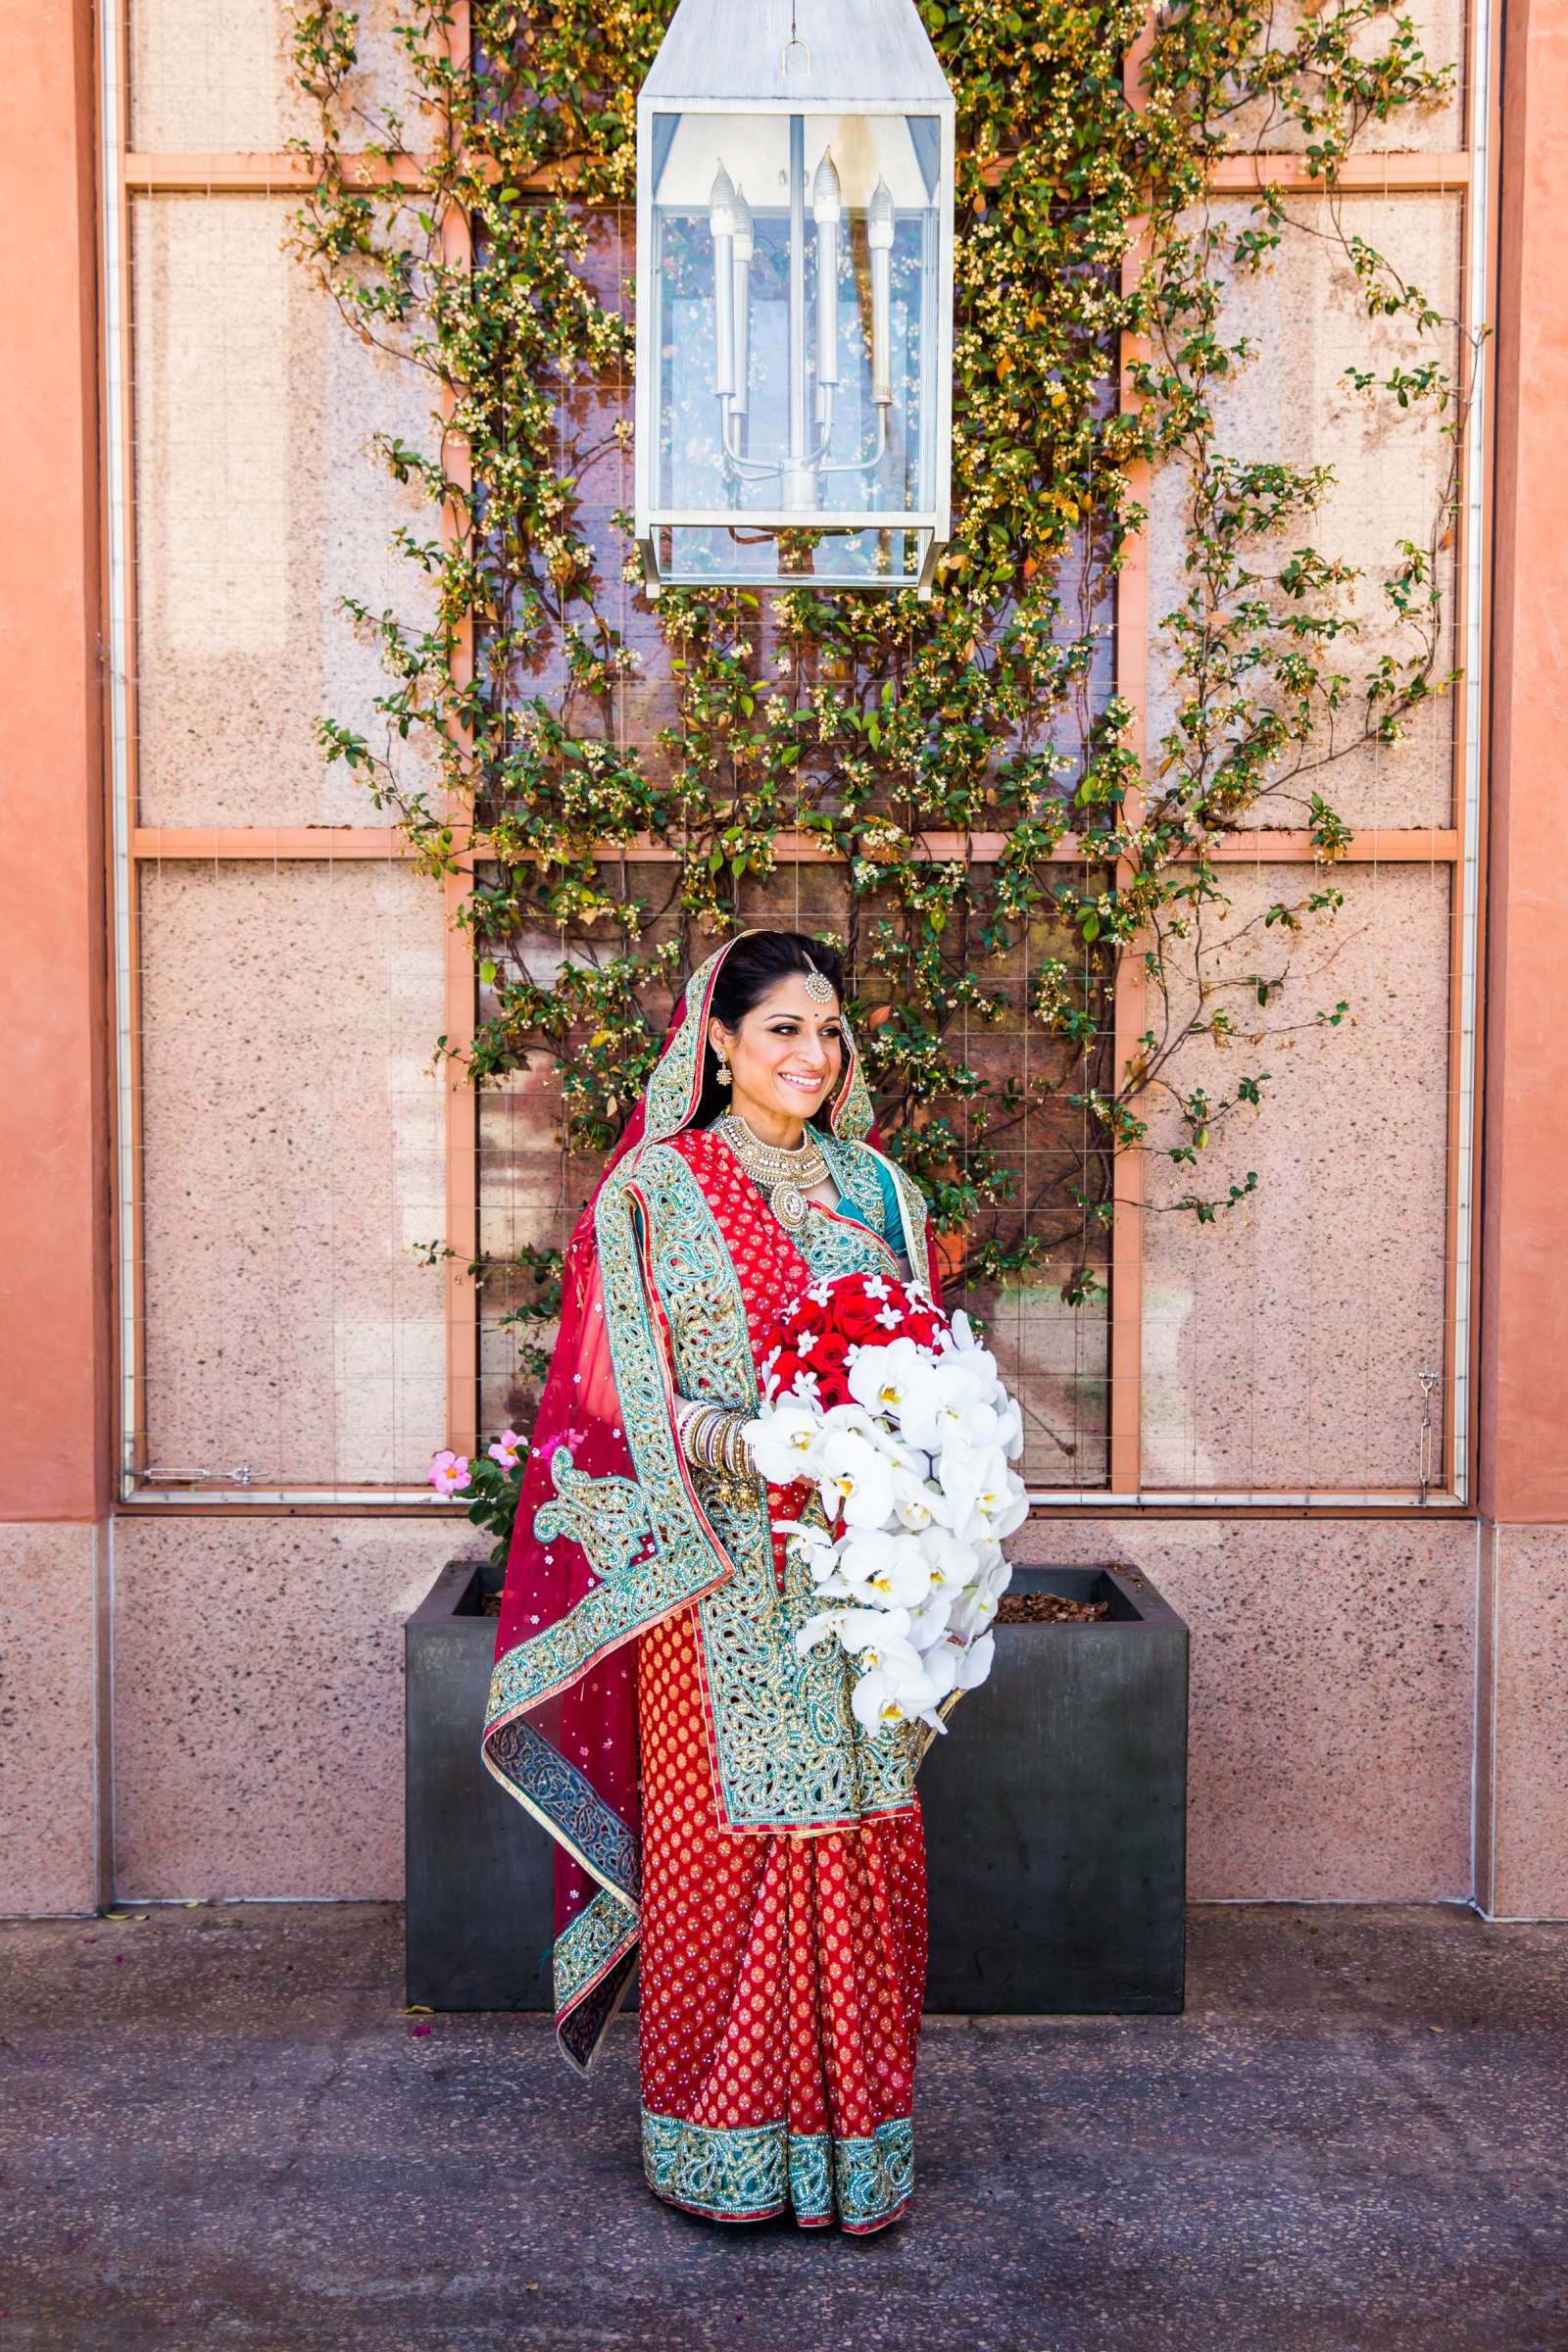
[482,928,946,2232]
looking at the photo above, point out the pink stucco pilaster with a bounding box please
[1477,0,1568,1914]
[0,0,111,1912]
[0,0,112,1521]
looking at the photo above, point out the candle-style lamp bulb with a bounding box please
[730,182,755,418]
[812,150,843,403]
[866,174,895,409]
[709,161,739,399]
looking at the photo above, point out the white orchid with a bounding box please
[775,1520,847,1593]
[915,1523,976,1591]
[835,1528,934,1611]
[846,1336,939,1424]
[899,1358,999,1451]
[797,1602,913,1659]
[889,1462,945,1532]
[953,1630,996,1690]
[743,1399,826,1485]
[938,1435,1009,1522]
[816,1427,896,1529]
[946,1581,1001,1644]
[906,1587,955,1646]
[944,1309,1002,1385]
[995,1393,1025,1460]
[850,1645,953,1736]
[818,1399,920,1470]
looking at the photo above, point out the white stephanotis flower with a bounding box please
[816,1428,896,1530]
[742,1400,826,1485]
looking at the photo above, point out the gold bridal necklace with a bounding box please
[716,1111,829,1235]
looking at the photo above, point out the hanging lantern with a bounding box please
[633,0,956,596]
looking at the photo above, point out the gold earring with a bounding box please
[715,1054,732,1086]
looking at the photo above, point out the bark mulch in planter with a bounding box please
[996,1589,1108,1625]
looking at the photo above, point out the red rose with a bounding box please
[831,1295,883,1344]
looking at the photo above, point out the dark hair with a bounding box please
[694,931,847,1131]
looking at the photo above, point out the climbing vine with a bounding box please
[284,0,1469,1421]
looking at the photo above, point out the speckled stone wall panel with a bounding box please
[129,0,423,151]
[1149,195,1462,830]
[1222,0,1466,154]
[130,196,436,826]
[136,862,448,1487]
[1011,1515,1479,1900]
[1483,1524,1568,1919]
[0,1524,99,1915]
[111,1516,464,1899]
[1140,862,1450,1494]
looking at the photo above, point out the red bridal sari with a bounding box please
[481,936,944,2232]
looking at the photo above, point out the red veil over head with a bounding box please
[481,931,881,2070]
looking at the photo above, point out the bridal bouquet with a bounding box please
[743,1269,1029,1737]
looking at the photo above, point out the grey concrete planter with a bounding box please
[406,1559,1188,2015]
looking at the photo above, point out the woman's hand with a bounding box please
[673,1394,753,1482]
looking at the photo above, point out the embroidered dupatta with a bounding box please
[481,937,940,2071]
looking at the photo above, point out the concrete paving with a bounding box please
[0,1903,1563,2352]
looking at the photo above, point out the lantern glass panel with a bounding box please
[648,107,943,585]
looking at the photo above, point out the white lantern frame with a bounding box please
[633,0,956,597]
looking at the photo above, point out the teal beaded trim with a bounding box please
[641,2109,914,2230]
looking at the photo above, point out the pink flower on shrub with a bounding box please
[429,1449,471,1495]
[487,1430,522,1471]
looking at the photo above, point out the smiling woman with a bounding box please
[481,929,956,2230]
[701,934,910,1264]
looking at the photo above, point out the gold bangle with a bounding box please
[695,1405,727,1471]
[677,1399,718,1471]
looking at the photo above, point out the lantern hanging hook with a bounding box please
[782,0,810,75]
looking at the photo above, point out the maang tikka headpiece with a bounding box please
[803,961,835,1004]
